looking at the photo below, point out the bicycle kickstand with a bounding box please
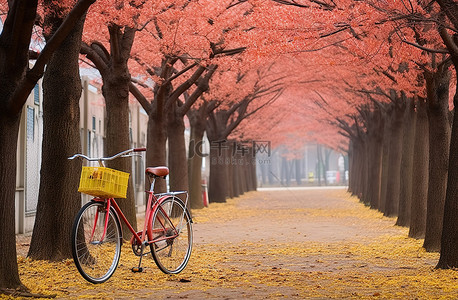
[131,242,148,273]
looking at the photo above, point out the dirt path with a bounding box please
[194,187,401,245]
[11,188,457,299]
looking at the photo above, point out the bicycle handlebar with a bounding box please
[68,148,146,162]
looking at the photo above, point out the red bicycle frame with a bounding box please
[90,191,179,248]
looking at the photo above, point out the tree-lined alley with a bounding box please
[1,0,458,295]
[10,188,458,298]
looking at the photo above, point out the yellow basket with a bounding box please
[78,166,130,198]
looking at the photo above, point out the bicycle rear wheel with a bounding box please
[150,197,193,274]
[71,201,122,284]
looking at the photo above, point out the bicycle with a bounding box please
[68,148,193,284]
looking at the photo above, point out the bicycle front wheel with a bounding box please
[71,201,122,284]
[150,197,193,274]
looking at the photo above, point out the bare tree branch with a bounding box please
[7,0,96,115]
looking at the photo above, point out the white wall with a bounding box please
[15,77,149,234]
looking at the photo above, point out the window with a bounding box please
[87,131,91,156]
[33,84,39,105]
[27,107,35,141]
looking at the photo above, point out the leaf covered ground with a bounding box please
[6,188,458,299]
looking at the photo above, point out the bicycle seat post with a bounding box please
[149,177,156,193]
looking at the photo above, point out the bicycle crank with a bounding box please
[131,231,147,256]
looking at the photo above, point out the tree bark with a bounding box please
[239,151,248,194]
[379,108,392,214]
[0,114,22,290]
[268,157,275,185]
[248,147,257,190]
[437,89,458,268]
[28,6,85,260]
[208,145,229,203]
[252,159,258,190]
[409,98,429,239]
[206,110,230,202]
[366,108,384,210]
[361,134,370,205]
[423,66,451,252]
[81,26,137,236]
[384,97,405,217]
[167,105,188,201]
[260,161,267,185]
[281,156,291,186]
[102,26,137,237]
[0,0,37,290]
[0,0,94,291]
[227,141,237,198]
[232,153,241,198]
[396,98,416,227]
[187,107,207,209]
[146,109,168,193]
[295,159,302,185]
[348,141,356,193]
[350,140,364,198]
[435,0,458,267]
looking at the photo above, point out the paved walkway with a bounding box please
[14,187,455,299]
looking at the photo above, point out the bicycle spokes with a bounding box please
[72,201,122,284]
[150,197,192,274]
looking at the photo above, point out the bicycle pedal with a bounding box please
[131,267,144,273]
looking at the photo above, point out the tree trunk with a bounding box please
[295,159,302,185]
[248,147,257,190]
[239,153,247,194]
[396,98,416,227]
[0,0,94,291]
[146,58,177,194]
[367,108,384,210]
[368,137,384,209]
[384,100,405,217]
[206,110,230,203]
[208,145,228,203]
[260,161,267,185]
[281,156,291,186]
[167,107,188,201]
[409,98,429,239]
[146,111,167,193]
[244,160,252,192]
[268,158,275,185]
[187,112,206,209]
[187,106,207,208]
[317,145,323,187]
[348,141,356,193]
[28,11,84,260]
[347,140,354,193]
[437,88,458,268]
[361,136,370,205]
[0,114,23,290]
[103,74,136,238]
[423,67,451,252]
[232,157,241,198]
[252,152,258,190]
[379,110,392,214]
[227,142,236,198]
[0,0,37,291]
[350,140,364,198]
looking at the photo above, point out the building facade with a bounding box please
[15,77,149,234]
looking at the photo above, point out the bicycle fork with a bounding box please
[89,200,111,244]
